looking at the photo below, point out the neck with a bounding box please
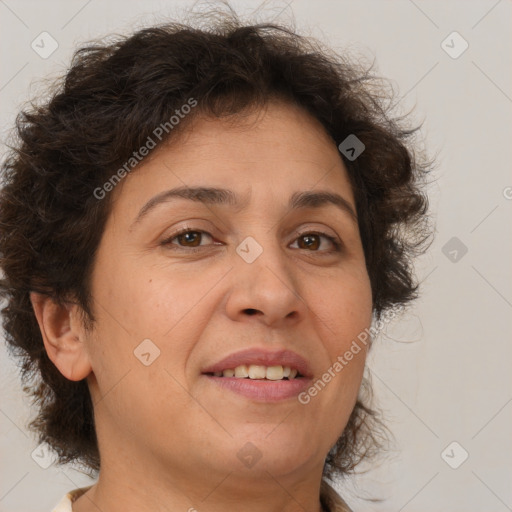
[72,453,326,512]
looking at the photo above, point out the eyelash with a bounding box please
[160,228,342,254]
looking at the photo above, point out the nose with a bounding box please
[224,239,307,328]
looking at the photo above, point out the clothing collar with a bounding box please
[52,480,353,512]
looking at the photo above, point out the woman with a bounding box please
[0,9,433,512]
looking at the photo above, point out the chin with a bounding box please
[219,428,322,477]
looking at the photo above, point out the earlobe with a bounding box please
[29,292,92,382]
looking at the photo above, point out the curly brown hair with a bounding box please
[0,10,434,481]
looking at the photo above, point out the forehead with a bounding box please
[109,101,355,221]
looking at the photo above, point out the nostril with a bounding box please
[244,309,258,316]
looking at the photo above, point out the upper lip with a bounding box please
[201,348,313,378]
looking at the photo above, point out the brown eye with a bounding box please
[298,234,320,250]
[161,229,215,251]
[292,232,341,253]
[176,231,202,247]
[161,229,341,254]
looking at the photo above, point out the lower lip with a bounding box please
[203,375,311,402]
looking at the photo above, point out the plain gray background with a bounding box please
[1,1,511,511]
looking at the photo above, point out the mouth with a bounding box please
[203,364,304,380]
[201,348,312,377]
[201,348,312,402]
[202,372,310,402]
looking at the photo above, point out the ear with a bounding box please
[29,292,93,381]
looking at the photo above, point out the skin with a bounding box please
[31,100,373,512]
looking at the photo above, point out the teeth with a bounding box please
[266,365,284,380]
[234,365,249,378]
[215,364,300,380]
[248,365,267,379]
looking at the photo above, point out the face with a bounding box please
[82,101,373,488]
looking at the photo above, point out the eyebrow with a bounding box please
[130,186,358,230]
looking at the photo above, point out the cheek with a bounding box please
[311,266,373,345]
[85,271,198,430]
[94,265,187,338]
[305,267,372,407]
